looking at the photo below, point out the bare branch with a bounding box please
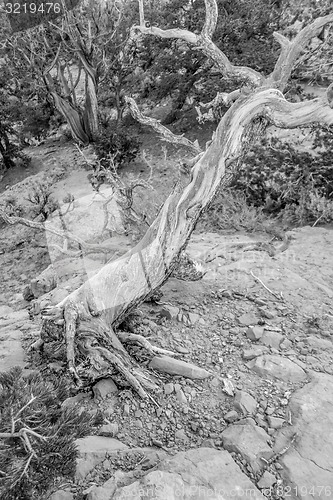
[138,0,145,26]
[267,13,333,90]
[125,96,202,154]
[201,0,218,38]
[259,90,333,128]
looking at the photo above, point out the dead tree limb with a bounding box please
[125,97,202,154]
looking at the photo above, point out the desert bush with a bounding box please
[0,367,96,500]
[19,101,53,143]
[25,180,59,220]
[93,122,141,171]
[231,129,333,225]
[197,187,276,233]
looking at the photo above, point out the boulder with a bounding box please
[111,448,264,499]
[275,373,333,499]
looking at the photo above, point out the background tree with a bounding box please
[1,0,139,144]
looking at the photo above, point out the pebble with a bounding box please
[267,416,284,429]
[98,423,119,437]
[224,410,239,423]
[164,383,174,395]
[175,429,189,442]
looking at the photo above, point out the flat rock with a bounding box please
[248,355,307,383]
[260,331,283,349]
[275,373,333,498]
[234,390,257,416]
[0,328,25,371]
[221,424,273,473]
[238,313,259,326]
[149,356,211,379]
[75,436,128,480]
[305,335,333,352]
[111,447,264,499]
[0,305,14,318]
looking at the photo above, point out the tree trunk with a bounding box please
[35,5,333,398]
[0,134,16,170]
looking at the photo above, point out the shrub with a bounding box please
[0,367,95,500]
[93,122,141,171]
[25,180,59,220]
[19,101,53,143]
[231,129,333,225]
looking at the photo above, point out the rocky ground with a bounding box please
[1,134,333,500]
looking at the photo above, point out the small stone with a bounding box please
[201,438,215,448]
[98,423,119,437]
[123,404,130,416]
[160,305,179,320]
[176,389,187,404]
[210,377,220,387]
[187,312,201,325]
[239,313,259,326]
[224,410,239,423]
[174,345,190,354]
[175,429,189,442]
[267,416,284,429]
[246,326,264,341]
[234,390,257,416]
[164,383,174,395]
[93,378,118,400]
[259,308,276,319]
[257,471,276,489]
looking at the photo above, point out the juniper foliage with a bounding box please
[0,367,95,500]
